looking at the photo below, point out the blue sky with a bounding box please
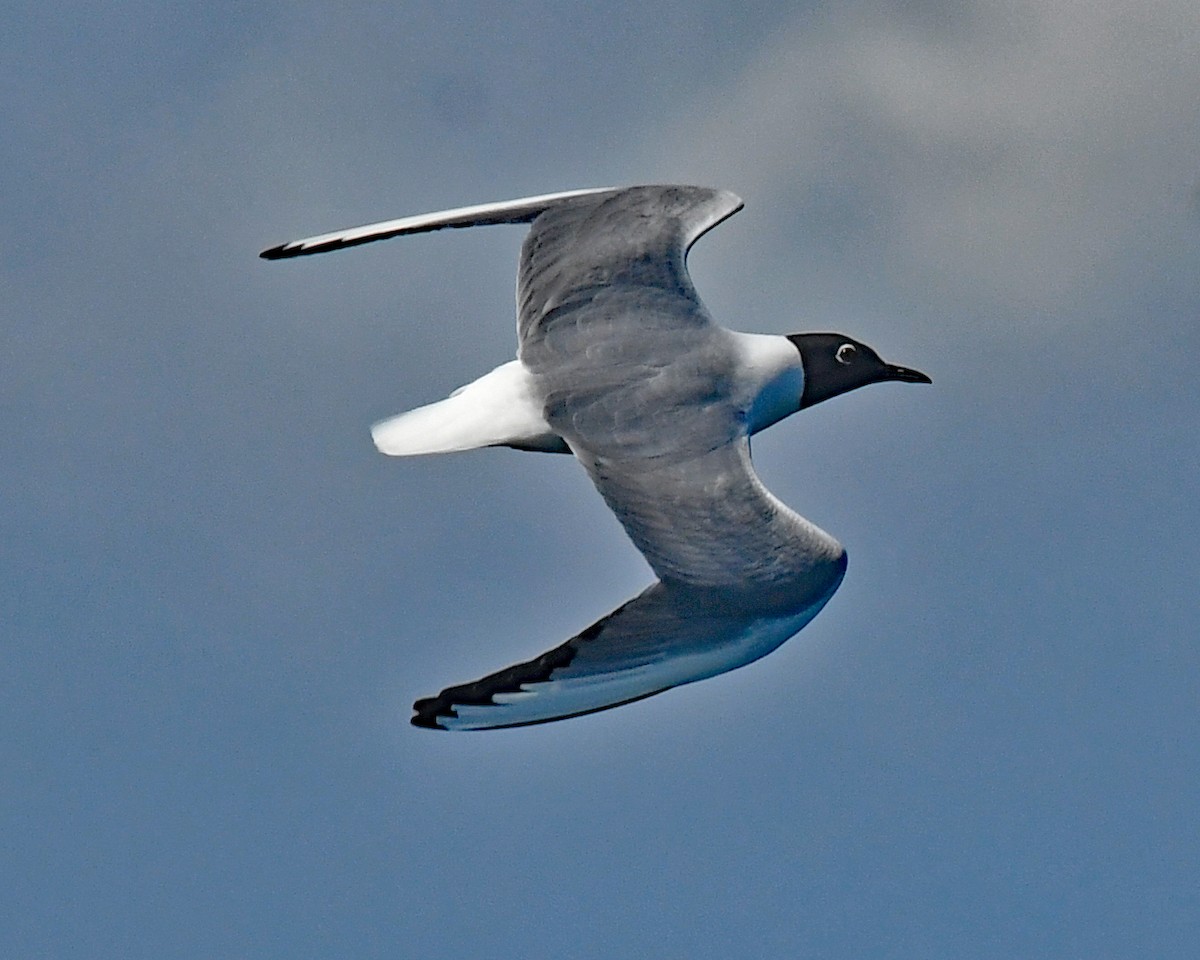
[5,1,1199,956]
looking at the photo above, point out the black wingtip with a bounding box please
[409,641,579,731]
[411,697,452,730]
[259,243,295,260]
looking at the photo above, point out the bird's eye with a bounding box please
[835,343,857,365]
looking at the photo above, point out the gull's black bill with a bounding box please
[882,364,933,385]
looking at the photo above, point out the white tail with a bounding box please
[371,360,566,456]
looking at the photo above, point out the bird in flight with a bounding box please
[261,185,930,731]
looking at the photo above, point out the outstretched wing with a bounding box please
[412,578,840,731]
[258,187,616,260]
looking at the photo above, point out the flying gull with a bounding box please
[261,185,931,730]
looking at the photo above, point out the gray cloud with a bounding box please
[642,0,1200,334]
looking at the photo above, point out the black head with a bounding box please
[787,333,931,409]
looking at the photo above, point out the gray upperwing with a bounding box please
[516,185,743,354]
[515,187,748,463]
[573,438,846,608]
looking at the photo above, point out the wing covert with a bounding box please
[574,438,846,607]
[516,185,742,355]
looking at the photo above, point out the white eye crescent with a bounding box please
[835,343,857,365]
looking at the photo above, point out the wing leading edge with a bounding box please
[259,187,617,260]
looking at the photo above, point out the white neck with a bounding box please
[730,333,805,435]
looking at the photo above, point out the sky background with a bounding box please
[5,1,1199,957]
